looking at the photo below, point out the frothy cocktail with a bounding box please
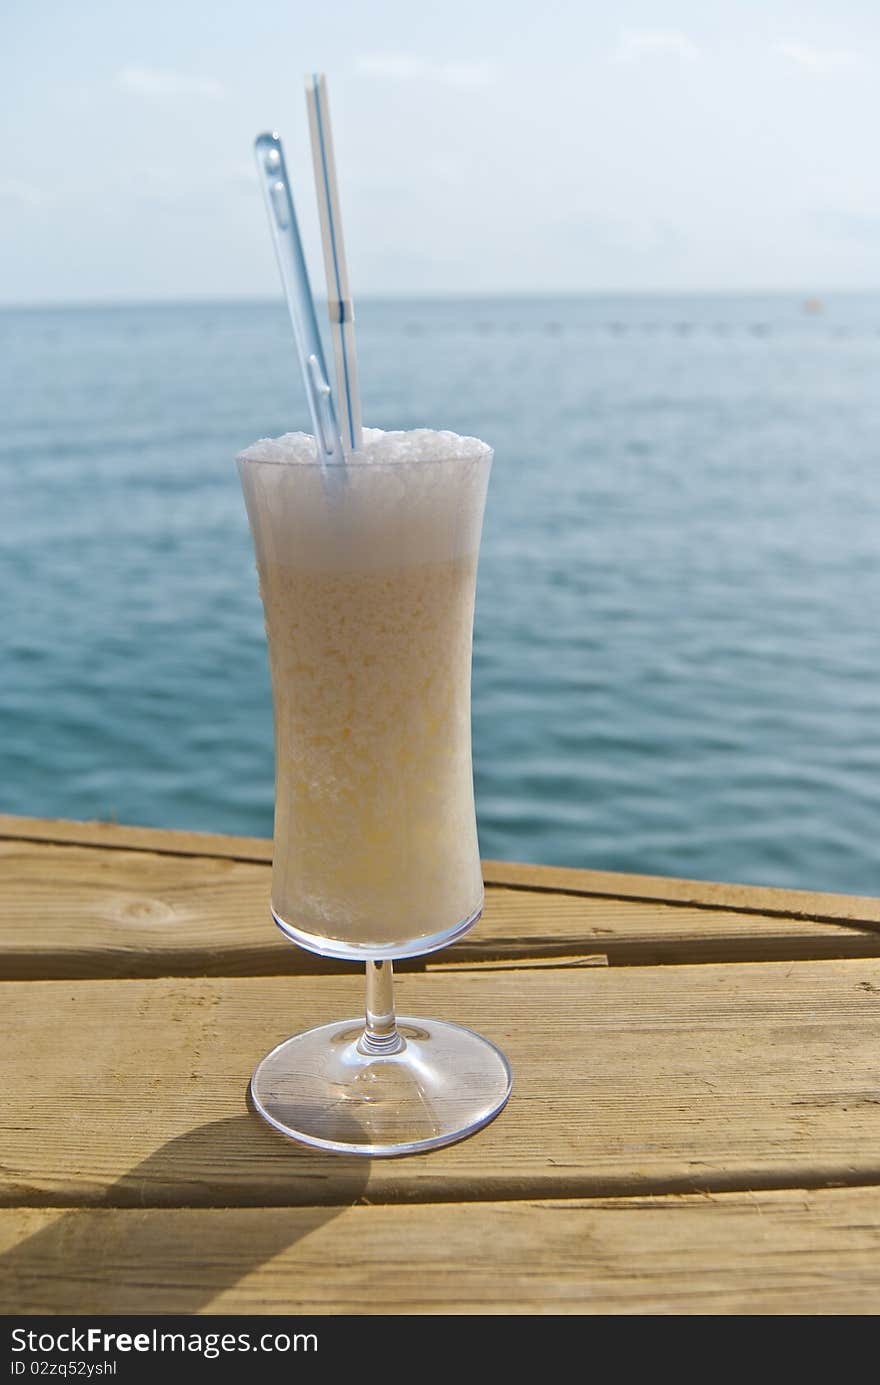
[238,428,492,958]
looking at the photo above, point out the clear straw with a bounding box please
[253,131,345,470]
[305,74,364,454]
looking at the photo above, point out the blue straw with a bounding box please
[253,132,345,470]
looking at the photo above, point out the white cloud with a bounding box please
[355,53,424,81]
[777,43,859,74]
[438,61,496,88]
[612,31,700,64]
[812,206,880,242]
[114,65,223,98]
[354,53,495,87]
[0,179,50,207]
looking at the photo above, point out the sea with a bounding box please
[3,294,880,895]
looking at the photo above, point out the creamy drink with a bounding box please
[238,428,492,958]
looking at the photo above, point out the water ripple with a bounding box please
[3,295,880,893]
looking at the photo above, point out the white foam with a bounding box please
[238,426,491,467]
[238,427,493,572]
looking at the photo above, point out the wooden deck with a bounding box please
[2,813,880,1314]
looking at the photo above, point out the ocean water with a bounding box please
[3,294,880,895]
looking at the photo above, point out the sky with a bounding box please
[3,0,880,303]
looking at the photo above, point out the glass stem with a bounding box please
[358,959,404,1055]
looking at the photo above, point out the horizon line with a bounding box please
[2,286,879,312]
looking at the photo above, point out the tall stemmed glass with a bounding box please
[238,431,511,1156]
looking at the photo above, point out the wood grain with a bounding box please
[0,814,273,864]
[3,838,879,980]
[4,813,879,926]
[3,1188,880,1314]
[6,815,880,1315]
[3,963,880,1208]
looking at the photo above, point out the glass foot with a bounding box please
[250,1017,512,1157]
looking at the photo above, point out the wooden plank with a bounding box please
[0,813,273,864]
[2,838,879,980]
[3,962,880,1208]
[3,1188,880,1314]
[484,859,880,928]
[454,884,880,968]
[3,812,880,926]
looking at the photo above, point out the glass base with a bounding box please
[250,1017,512,1157]
[271,898,483,962]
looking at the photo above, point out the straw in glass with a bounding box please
[305,73,363,454]
[253,131,345,469]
